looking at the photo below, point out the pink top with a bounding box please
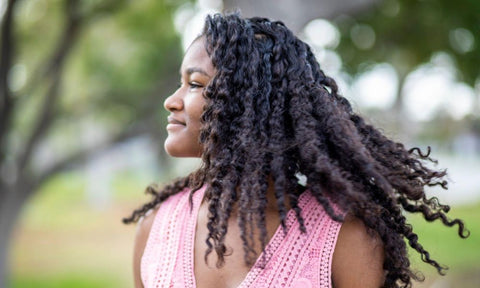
[141,186,342,288]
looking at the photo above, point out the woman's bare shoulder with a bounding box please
[133,208,159,288]
[136,208,158,242]
[331,215,385,288]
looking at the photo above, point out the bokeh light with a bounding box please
[351,63,398,109]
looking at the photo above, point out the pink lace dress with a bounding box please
[141,185,342,288]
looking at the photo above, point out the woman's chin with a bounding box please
[164,139,201,158]
[164,139,182,157]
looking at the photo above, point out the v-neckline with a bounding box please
[185,187,308,288]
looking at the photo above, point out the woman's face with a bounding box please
[163,38,214,157]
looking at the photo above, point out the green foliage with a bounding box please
[9,0,186,161]
[65,0,183,128]
[335,0,480,83]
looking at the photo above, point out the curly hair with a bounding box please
[124,13,469,288]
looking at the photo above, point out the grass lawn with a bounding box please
[406,203,480,287]
[9,172,141,288]
[7,172,480,287]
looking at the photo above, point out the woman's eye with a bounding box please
[188,82,203,89]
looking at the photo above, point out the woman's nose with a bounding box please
[164,89,183,112]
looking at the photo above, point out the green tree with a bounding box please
[334,0,480,137]
[0,0,186,285]
[336,0,479,85]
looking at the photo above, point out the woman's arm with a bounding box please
[332,215,385,287]
[133,209,157,288]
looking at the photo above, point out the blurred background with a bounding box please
[0,0,479,287]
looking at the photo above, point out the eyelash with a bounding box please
[178,82,203,90]
[189,82,202,89]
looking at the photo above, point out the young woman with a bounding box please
[124,13,469,288]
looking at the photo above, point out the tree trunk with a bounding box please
[0,183,30,288]
[390,71,415,144]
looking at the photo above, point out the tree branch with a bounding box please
[84,0,128,21]
[0,0,19,161]
[18,0,164,193]
[18,74,61,172]
[24,0,128,93]
[31,119,153,191]
[17,0,83,174]
[30,74,174,190]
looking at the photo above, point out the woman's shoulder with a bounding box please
[135,208,158,245]
[331,215,385,287]
[132,186,196,259]
[133,187,191,249]
[133,207,160,260]
[133,208,159,288]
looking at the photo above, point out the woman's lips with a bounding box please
[167,116,186,130]
[167,116,185,125]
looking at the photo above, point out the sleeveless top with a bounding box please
[141,185,342,288]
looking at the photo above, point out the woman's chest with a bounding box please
[192,205,280,288]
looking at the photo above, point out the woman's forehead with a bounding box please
[180,39,214,76]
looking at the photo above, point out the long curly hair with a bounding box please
[124,13,469,288]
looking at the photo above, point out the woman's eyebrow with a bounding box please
[185,67,211,77]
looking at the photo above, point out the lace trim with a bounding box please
[183,187,206,288]
[141,188,190,287]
